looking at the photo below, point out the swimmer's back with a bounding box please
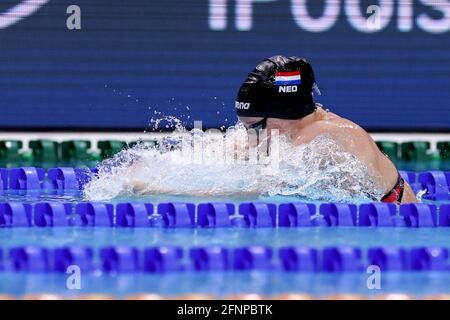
[293,108,401,196]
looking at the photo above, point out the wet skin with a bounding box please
[240,107,419,204]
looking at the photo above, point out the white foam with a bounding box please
[83,121,384,202]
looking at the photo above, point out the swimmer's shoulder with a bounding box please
[310,108,357,132]
[293,120,335,144]
[317,110,370,137]
[294,112,371,145]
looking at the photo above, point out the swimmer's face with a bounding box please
[240,116,285,133]
[238,116,265,129]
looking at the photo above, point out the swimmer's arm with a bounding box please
[127,161,260,197]
[130,178,260,197]
[132,181,259,196]
[131,179,187,195]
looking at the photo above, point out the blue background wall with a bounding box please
[0,0,449,131]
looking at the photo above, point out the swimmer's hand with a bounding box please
[131,179,148,194]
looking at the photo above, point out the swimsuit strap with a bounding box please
[381,173,405,203]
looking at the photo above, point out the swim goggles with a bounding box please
[248,117,268,130]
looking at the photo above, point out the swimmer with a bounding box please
[124,55,418,203]
[235,55,418,204]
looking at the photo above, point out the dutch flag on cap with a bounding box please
[274,71,301,86]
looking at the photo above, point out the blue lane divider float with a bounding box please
[400,203,438,227]
[322,247,362,272]
[0,168,7,191]
[0,167,97,191]
[279,247,318,272]
[34,202,72,227]
[359,203,398,227]
[1,168,449,196]
[190,247,229,271]
[144,247,184,272]
[233,247,273,270]
[410,247,449,271]
[399,171,417,185]
[239,203,276,227]
[440,204,450,226]
[9,247,50,272]
[54,247,94,272]
[76,203,114,227]
[8,167,45,190]
[197,203,235,228]
[116,203,153,228]
[418,171,450,201]
[1,201,450,228]
[278,203,318,227]
[368,247,407,271]
[2,246,448,273]
[157,202,195,227]
[320,203,357,227]
[0,203,32,227]
[100,247,140,273]
[399,170,423,194]
[47,168,79,191]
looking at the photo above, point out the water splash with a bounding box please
[84,122,384,202]
[416,188,427,201]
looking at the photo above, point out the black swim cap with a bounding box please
[235,55,317,120]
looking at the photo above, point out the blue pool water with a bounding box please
[1,227,450,297]
[0,189,449,297]
[3,269,450,298]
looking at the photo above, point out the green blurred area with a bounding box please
[375,140,450,171]
[0,139,158,169]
